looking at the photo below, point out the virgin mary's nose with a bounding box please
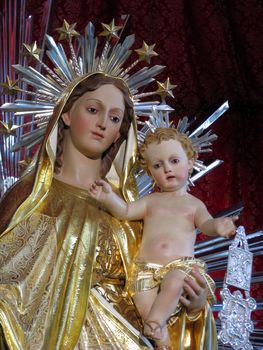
[96,113,107,130]
[98,124,106,131]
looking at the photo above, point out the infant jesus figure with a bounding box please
[89,128,238,348]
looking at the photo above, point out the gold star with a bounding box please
[18,156,32,169]
[0,120,19,137]
[0,76,21,95]
[155,78,177,99]
[56,20,79,41]
[99,19,122,40]
[23,42,42,60]
[135,41,158,64]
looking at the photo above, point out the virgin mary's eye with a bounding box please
[87,107,97,113]
[110,115,121,123]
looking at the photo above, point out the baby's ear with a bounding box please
[188,158,194,170]
[61,112,71,126]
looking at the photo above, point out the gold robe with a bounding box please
[0,177,148,349]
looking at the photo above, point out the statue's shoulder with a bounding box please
[0,173,34,233]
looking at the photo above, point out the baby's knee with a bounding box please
[161,270,184,294]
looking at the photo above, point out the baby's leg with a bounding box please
[133,287,158,322]
[145,269,185,338]
[133,287,171,345]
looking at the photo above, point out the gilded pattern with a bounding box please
[0,214,57,349]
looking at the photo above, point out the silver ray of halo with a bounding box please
[0,1,34,195]
[46,34,74,82]
[191,160,224,182]
[190,100,229,137]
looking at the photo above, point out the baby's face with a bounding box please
[145,139,193,192]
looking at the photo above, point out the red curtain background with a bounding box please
[1,0,263,330]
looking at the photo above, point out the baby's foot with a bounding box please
[143,320,163,340]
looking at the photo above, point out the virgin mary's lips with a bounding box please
[91,131,104,139]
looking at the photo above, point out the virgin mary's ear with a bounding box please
[61,112,71,126]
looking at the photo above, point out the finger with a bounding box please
[95,180,104,187]
[229,228,236,236]
[179,295,190,307]
[221,220,235,235]
[192,265,206,288]
[232,215,239,222]
[191,267,207,289]
[183,279,200,298]
[89,186,95,193]
[224,226,236,238]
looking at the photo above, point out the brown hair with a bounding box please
[54,73,134,176]
[139,128,198,172]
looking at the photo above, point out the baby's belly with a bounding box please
[138,235,195,265]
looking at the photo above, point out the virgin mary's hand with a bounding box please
[180,266,208,314]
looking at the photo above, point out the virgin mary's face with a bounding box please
[62,84,125,159]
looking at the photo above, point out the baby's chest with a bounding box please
[147,201,195,220]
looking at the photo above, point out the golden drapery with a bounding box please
[0,178,149,349]
[0,72,217,349]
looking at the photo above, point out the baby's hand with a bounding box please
[214,216,239,238]
[89,180,112,202]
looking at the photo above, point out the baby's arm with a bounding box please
[89,180,147,221]
[195,200,238,238]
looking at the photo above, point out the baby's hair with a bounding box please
[139,128,198,172]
